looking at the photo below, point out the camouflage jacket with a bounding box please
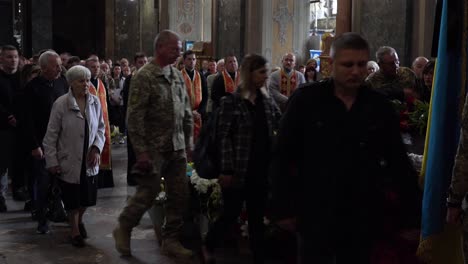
[448,98,468,206]
[366,67,416,102]
[127,61,193,154]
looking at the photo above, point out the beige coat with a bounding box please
[43,91,105,184]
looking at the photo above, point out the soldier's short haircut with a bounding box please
[153,30,181,51]
[375,46,397,63]
[66,65,91,84]
[1,45,18,53]
[38,51,60,68]
[183,50,195,60]
[330,32,370,59]
[134,52,146,62]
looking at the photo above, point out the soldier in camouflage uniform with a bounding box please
[113,30,194,259]
[366,46,417,102]
[447,96,468,259]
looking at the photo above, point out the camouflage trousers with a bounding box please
[118,149,189,240]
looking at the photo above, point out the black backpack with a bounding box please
[193,107,221,179]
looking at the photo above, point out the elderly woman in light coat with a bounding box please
[43,65,105,247]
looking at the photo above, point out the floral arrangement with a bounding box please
[391,98,429,135]
[187,163,223,222]
[409,100,429,135]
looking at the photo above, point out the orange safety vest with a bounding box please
[181,68,203,110]
[280,70,298,97]
[222,70,240,93]
[89,79,112,170]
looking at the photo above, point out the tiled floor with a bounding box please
[0,144,257,264]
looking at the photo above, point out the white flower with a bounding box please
[190,170,219,194]
[240,223,249,237]
[155,191,166,201]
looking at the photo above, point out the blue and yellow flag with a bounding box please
[417,0,467,263]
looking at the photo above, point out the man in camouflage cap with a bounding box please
[113,30,194,259]
[366,46,416,102]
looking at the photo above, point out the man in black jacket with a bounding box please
[0,45,20,212]
[272,33,421,263]
[122,52,147,186]
[23,50,68,234]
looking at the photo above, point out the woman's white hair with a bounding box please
[66,65,91,84]
[367,60,380,71]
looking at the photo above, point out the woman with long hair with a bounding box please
[201,54,281,264]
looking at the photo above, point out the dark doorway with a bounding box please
[52,0,105,59]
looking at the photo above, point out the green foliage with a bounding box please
[409,100,430,135]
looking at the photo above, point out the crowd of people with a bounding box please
[0,28,451,264]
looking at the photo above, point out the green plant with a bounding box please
[409,100,429,135]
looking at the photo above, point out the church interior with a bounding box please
[1,0,455,264]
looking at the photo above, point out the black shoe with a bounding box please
[0,196,7,212]
[36,221,50,234]
[24,200,33,212]
[78,223,87,239]
[71,235,85,248]
[31,209,39,221]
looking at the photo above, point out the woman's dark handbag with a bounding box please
[193,108,221,179]
[46,176,68,222]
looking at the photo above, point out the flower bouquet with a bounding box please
[188,164,223,222]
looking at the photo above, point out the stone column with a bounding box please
[336,0,351,35]
[140,0,158,56]
[159,0,169,31]
[214,0,244,61]
[245,0,262,55]
[0,0,14,47]
[201,0,212,41]
[114,0,140,61]
[31,0,52,54]
[355,0,412,66]
[105,0,115,60]
[411,0,436,59]
[110,0,157,61]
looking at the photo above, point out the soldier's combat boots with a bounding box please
[161,239,193,259]
[113,225,131,256]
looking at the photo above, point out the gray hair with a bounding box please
[152,30,181,51]
[38,51,60,68]
[66,65,91,83]
[375,46,397,63]
[367,61,379,71]
[217,59,224,65]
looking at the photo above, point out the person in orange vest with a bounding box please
[269,53,305,111]
[180,50,207,142]
[211,54,240,110]
[86,58,114,188]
